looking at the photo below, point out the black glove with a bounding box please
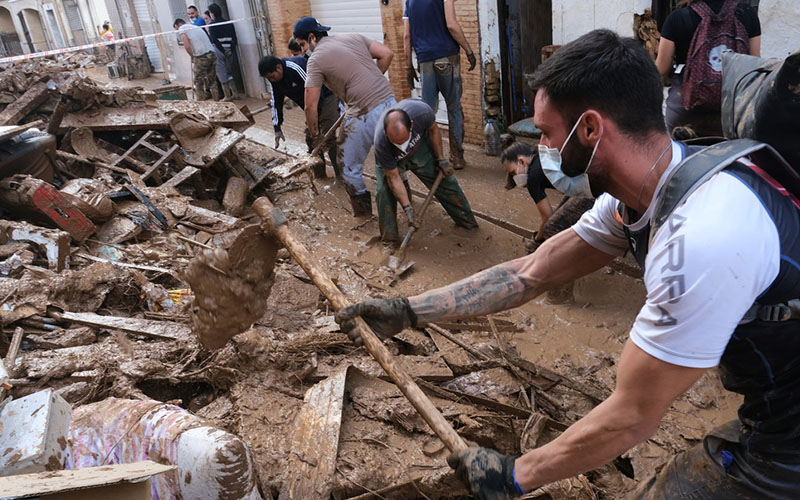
[334,298,417,346]
[406,66,418,88]
[224,49,233,58]
[402,204,418,228]
[466,51,477,71]
[447,447,524,500]
[310,133,326,151]
[437,158,455,177]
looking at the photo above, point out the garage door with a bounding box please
[132,0,163,72]
[309,0,383,45]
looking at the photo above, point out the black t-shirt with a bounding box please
[661,0,760,65]
[527,155,553,204]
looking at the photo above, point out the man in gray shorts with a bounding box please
[294,16,396,217]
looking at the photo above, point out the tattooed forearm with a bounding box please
[408,257,541,324]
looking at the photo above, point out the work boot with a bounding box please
[450,152,466,170]
[350,192,373,217]
[221,82,234,102]
[329,150,342,179]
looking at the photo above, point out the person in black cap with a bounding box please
[293,16,396,218]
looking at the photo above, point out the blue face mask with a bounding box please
[539,112,602,198]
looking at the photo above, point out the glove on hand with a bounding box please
[403,204,418,228]
[274,130,284,149]
[437,158,455,177]
[224,49,232,58]
[447,447,524,500]
[310,133,326,151]
[406,66,418,88]
[334,298,417,346]
[467,51,477,71]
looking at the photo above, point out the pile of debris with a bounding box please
[0,62,721,500]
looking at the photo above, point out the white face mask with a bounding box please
[539,112,601,198]
[392,136,412,153]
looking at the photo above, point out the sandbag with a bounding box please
[721,50,800,167]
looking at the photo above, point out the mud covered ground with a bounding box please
[7,69,742,499]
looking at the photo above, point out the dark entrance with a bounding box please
[497,0,552,127]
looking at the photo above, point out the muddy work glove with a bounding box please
[335,298,417,346]
[402,204,418,228]
[447,447,525,500]
[406,66,418,88]
[466,51,477,71]
[437,158,455,177]
[310,133,326,151]
[274,130,284,149]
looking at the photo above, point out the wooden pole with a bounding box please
[252,197,468,454]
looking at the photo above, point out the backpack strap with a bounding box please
[650,139,771,237]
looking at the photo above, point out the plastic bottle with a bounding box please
[484,119,501,157]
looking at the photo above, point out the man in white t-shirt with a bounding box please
[174,18,217,101]
[335,29,800,499]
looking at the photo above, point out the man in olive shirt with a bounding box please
[294,17,396,217]
[374,98,476,243]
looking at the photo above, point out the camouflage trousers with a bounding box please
[192,51,217,101]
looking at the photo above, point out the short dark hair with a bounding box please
[187,5,198,11]
[288,37,301,52]
[208,3,222,18]
[258,55,283,76]
[384,109,411,132]
[528,29,665,138]
[501,142,536,164]
[295,30,328,43]
[173,18,186,28]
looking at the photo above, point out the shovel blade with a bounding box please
[394,260,415,277]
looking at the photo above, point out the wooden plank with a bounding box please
[0,461,174,497]
[57,312,191,340]
[310,355,453,382]
[161,166,200,189]
[0,82,51,125]
[61,101,250,132]
[0,119,45,143]
[279,367,348,500]
[428,329,472,369]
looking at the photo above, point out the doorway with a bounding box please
[497,0,552,126]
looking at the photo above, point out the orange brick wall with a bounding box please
[266,0,311,58]
[380,0,413,101]
[453,0,483,145]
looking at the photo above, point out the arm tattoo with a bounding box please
[409,260,538,324]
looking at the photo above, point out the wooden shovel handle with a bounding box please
[253,197,468,454]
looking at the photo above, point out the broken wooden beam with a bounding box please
[61,101,251,132]
[0,82,51,126]
[56,150,129,175]
[310,355,453,382]
[161,166,200,190]
[53,312,191,340]
[279,367,348,500]
[0,120,46,143]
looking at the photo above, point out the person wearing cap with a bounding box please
[404,0,477,170]
[374,98,477,244]
[258,54,340,178]
[174,19,218,101]
[293,16,396,218]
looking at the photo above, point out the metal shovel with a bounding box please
[388,170,445,275]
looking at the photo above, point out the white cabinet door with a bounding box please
[309,0,384,43]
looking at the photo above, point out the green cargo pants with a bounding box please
[375,139,477,242]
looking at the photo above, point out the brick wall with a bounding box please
[453,0,483,145]
[266,0,311,58]
[380,0,413,101]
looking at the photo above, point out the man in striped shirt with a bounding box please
[259,55,340,178]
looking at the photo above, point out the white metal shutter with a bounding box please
[63,0,87,45]
[309,0,383,44]
[132,0,163,72]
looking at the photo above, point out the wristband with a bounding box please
[512,467,528,495]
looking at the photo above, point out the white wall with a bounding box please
[227,0,267,98]
[758,0,800,59]
[551,0,649,44]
